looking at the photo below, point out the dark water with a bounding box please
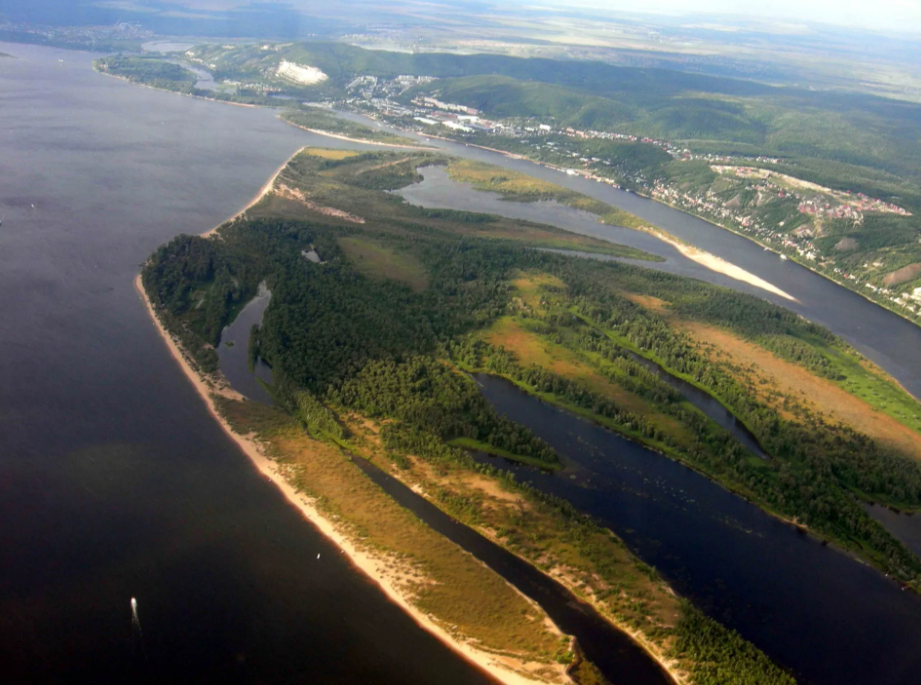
[5,39,921,685]
[620,350,767,458]
[867,504,921,559]
[0,42,498,684]
[350,457,673,685]
[472,374,921,685]
[216,284,273,405]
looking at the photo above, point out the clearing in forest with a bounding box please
[303,147,363,160]
[338,236,429,292]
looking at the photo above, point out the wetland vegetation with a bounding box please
[142,147,921,683]
[98,39,921,322]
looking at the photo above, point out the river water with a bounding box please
[472,374,921,685]
[5,39,921,685]
[395,164,921,401]
[0,42,499,684]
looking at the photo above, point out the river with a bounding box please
[216,283,274,405]
[5,39,921,685]
[334,108,921,402]
[0,42,500,684]
[471,374,921,685]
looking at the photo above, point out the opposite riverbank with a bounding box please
[645,193,921,335]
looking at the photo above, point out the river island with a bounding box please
[136,142,921,685]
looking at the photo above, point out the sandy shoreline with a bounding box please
[283,120,434,150]
[201,147,306,238]
[134,273,563,685]
[641,227,797,301]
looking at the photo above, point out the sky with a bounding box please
[547,0,921,33]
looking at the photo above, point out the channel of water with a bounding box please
[216,283,274,404]
[470,374,921,685]
[351,456,674,685]
[7,40,921,685]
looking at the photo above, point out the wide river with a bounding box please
[0,43,502,684]
[4,41,921,685]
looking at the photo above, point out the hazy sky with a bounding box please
[554,0,921,33]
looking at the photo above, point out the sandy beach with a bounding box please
[283,120,434,150]
[200,147,306,238]
[642,227,797,301]
[135,273,570,685]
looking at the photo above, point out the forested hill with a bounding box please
[188,40,921,182]
[191,40,776,98]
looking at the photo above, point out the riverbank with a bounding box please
[647,194,921,333]
[94,66,261,108]
[134,273,575,685]
[201,147,306,238]
[282,119,434,150]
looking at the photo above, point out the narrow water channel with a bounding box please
[216,294,674,684]
[216,283,274,404]
[350,457,674,685]
[866,504,921,559]
[619,348,767,458]
[470,373,921,685]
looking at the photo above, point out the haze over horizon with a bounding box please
[517,0,921,34]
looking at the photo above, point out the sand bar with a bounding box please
[284,120,433,150]
[643,228,797,301]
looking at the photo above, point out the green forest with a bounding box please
[94,55,197,93]
[142,148,921,684]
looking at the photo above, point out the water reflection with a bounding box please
[866,504,921,558]
[217,283,274,403]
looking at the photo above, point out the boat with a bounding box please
[780,254,788,261]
